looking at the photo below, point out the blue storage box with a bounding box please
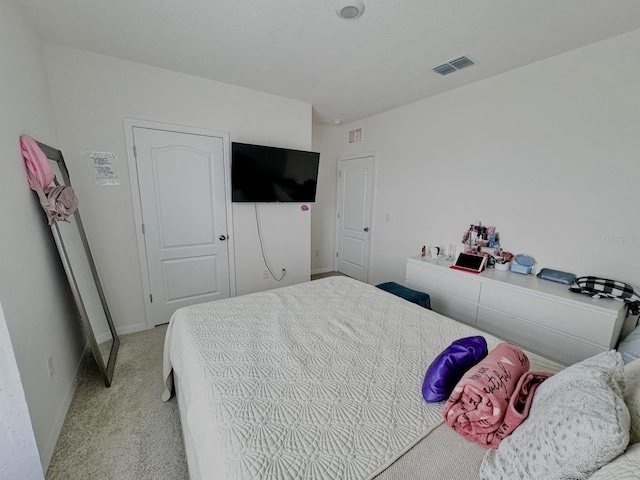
[510,263,533,275]
[376,282,431,310]
[511,254,535,275]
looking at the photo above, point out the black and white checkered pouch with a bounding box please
[569,276,640,315]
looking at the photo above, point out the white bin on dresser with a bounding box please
[406,256,627,365]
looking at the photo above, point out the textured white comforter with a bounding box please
[162,277,508,480]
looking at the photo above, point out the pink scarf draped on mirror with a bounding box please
[21,135,54,189]
[20,135,78,224]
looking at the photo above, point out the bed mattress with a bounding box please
[163,276,561,480]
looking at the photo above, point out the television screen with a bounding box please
[231,142,320,202]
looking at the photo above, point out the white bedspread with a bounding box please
[162,277,512,480]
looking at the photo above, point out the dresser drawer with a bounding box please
[476,306,606,365]
[406,261,481,304]
[431,292,478,327]
[406,281,478,326]
[479,282,615,347]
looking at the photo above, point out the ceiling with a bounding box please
[14,0,640,124]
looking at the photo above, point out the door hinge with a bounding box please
[150,293,153,303]
[337,212,340,219]
[336,252,339,258]
[338,171,341,177]
[133,145,137,158]
[141,223,145,235]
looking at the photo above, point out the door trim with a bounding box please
[334,152,377,282]
[124,119,236,329]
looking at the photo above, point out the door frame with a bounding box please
[334,152,377,282]
[124,119,236,329]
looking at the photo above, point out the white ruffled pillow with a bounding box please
[480,351,630,480]
[625,358,640,445]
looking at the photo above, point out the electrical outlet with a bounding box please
[263,270,269,279]
[47,356,54,379]
[314,250,320,258]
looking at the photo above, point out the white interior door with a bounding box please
[336,156,374,282]
[132,126,231,326]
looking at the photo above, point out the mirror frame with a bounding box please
[37,141,119,387]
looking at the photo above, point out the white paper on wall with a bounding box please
[84,151,120,185]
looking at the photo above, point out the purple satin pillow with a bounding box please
[422,336,488,403]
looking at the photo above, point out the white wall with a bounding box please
[334,29,640,288]
[43,44,313,330]
[0,1,85,470]
[0,301,44,480]
[311,122,341,274]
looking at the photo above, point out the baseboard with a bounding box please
[311,267,334,275]
[40,345,87,472]
[116,321,149,336]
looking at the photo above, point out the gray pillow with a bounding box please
[625,358,640,445]
[480,351,630,480]
[619,323,640,364]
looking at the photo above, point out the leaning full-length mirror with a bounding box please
[38,142,119,386]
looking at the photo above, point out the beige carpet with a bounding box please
[46,325,188,480]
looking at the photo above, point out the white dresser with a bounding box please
[406,256,627,365]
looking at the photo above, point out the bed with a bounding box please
[162,276,591,479]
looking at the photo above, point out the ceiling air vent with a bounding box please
[433,63,457,76]
[449,56,475,70]
[433,55,475,76]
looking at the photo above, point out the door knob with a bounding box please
[363,227,369,232]
[219,235,227,241]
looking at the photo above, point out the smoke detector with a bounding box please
[336,1,365,20]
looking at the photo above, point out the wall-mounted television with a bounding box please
[231,142,320,202]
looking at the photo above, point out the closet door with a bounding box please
[132,126,231,326]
